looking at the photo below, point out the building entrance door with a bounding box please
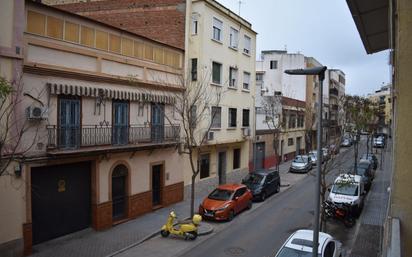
[218,151,227,184]
[112,164,128,221]
[152,164,163,207]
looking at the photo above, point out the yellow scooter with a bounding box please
[160,211,202,240]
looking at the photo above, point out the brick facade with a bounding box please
[52,0,186,49]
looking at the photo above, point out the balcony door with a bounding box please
[113,101,129,145]
[151,104,164,143]
[59,98,80,149]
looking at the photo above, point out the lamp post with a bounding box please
[285,66,327,257]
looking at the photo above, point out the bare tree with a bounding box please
[260,94,283,169]
[0,76,40,176]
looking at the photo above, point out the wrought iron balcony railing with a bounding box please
[47,124,180,150]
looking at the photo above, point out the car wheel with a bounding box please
[228,210,235,221]
[276,183,280,193]
[247,200,252,210]
[261,192,266,201]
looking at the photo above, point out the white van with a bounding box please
[328,174,365,216]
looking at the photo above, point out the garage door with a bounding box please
[31,162,91,244]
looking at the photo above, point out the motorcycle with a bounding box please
[322,201,355,228]
[160,211,202,240]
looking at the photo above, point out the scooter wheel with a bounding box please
[160,229,170,237]
[188,231,198,240]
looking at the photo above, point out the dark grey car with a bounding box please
[242,169,281,201]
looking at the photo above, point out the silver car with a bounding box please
[290,155,312,173]
[308,151,318,165]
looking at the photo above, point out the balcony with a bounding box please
[329,88,339,97]
[47,124,180,151]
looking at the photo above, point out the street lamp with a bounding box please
[285,66,327,257]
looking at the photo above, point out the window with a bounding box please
[289,114,296,128]
[212,62,222,84]
[189,105,197,128]
[243,72,250,90]
[211,106,222,128]
[297,115,304,127]
[228,108,237,127]
[200,154,210,179]
[212,17,223,41]
[242,109,250,127]
[288,138,294,146]
[256,73,263,81]
[243,35,251,54]
[229,67,238,88]
[138,104,144,117]
[191,15,198,35]
[270,60,278,69]
[191,58,197,81]
[233,187,246,199]
[229,27,239,48]
[233,148,241,169]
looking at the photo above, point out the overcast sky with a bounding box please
[216,0,390,96]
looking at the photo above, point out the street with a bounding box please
[116,137,387,257]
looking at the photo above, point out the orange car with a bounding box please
[198,184,253,221]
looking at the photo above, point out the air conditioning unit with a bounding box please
[242,128,250,137]
[207,131,214,141]
[26,106,48,120]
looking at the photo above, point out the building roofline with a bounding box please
[28,0,184,52]
[197,0,257,35]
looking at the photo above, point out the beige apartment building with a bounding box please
[183,0,256,183]
[368,84,392,135]
[0,1,185,255]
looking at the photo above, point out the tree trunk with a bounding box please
[190,174,196,217]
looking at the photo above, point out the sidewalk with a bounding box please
[349,143,392,257]
[30,160,299,257]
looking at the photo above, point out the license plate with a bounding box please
[204,212,214,217]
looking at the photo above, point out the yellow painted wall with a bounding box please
[0,163,26,244]
[390,0,412,256]
[0,0,14,48]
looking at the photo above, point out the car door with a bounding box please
[233,187,247,212]
[273,170,280,191]
[264,174,273,194]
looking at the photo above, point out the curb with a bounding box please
[106,217,214,257]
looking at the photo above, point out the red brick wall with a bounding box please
[53,0,186,49]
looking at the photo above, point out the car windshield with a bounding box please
[276,247,321,257]
[332,183,359,196]
[208,189,233,201]
[243,173,265,185]
[309,152,317,157]
[358,162,370,168]
[294,156,307,163]
[361,154,372,160]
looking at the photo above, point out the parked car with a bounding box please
[308,151,318,165]
[241,169,280,201]
[360,153,378,170]
[274,229,343,257]
[355,166,373,191]
[322,147,330,161]
[290,155,312,173]
[198,184,252,221]
[329,144,340,155]
[358,160,374,180]
[340,138,352,147]
[328,174,366,216]
[373,136,385,148]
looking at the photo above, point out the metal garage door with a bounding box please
[31,162,91,244]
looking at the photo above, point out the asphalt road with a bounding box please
[178,140,368,257]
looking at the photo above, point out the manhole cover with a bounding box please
[224,247,246,256]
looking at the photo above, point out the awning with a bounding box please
[48,83,176,105]
[346,0,389,54]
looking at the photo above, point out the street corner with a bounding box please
[198,222,214,236]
